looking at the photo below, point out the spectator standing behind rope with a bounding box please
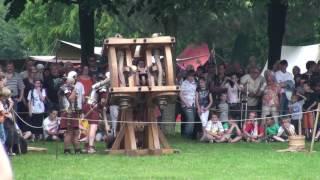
[275,60,294,115]
[180,70,197,139]
[5,62,25,113]
[261,70,281,125]
[240,67,265,114]
[195,77,213,134]
[222,74,242,121]
[209,64,227,106]
[19,66,36,132]
[43,64,63,110]
[78,65,93,97]
[27,79,46,140]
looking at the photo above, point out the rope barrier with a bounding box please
[13,110,44,129]
[11,109,320,129]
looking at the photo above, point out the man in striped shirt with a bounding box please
[5,62,25,109]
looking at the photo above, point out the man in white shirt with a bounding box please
[240,67,265,113]
[275,60,294,115]
[180,70,197,138]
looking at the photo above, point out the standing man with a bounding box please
[240,67,265,115]
[43,64,63,110]
[275,60,294,115]
[180,70,197,138]
[5,62,25,111]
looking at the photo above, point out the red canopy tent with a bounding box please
[176,43,210,70]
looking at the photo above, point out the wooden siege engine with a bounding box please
[103,35,179,155]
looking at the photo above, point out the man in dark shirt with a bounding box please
[43,64,63,110]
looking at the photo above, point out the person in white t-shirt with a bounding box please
[27,79,46,139]
[200,112,225,143]
[274,117,295,142]
[275,60,294,115]
[180,70,197,138]
[43,109,60,141]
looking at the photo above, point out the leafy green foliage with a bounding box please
[0,0,25,59]
[16,0,80,55]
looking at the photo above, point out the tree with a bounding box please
[267,0,288,69]
[4,0,120,64]
[0,0,25,59]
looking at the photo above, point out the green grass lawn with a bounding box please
[11,135,320,180]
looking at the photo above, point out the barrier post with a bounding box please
[310,103,320,152]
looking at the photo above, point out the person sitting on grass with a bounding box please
[42,109,60,141]
[222,115,242,143]
[243,112,264,142]
[200,112,225,143]
[274,117,296,142]
[265,115,281,142]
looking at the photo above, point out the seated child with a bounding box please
[200,112,225,143]
[242,112,264,142]
[222,115,242,143]
[42,109,60,141]
[265,115,281,142]
[274,117,296,142]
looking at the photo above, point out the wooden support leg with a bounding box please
[158,127,171,149]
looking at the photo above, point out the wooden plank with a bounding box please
[151,124,161,149]
[109,86,179,93]
[158,127,171,149]
[149,107,160,149]
[111,124,126,150]
[154,49,163,86]
[145,48,155,86]
[108,46,119,87]
[105,149,175,156]
[124,110,137,150]
[117,50,126,87]
[104,36,175,45]
[164,45,175,86]
[125,48,135,87]
[147,125,155,149]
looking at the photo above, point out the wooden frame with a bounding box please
[104,36,178,156]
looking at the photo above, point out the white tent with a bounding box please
[29,56,81,64]
[263,44,320,74]
[29,40,103,63]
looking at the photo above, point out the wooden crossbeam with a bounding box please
[104,36,175,45]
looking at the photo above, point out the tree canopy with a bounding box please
[1,0,320,66]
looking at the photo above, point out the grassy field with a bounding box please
[11,135,320,180]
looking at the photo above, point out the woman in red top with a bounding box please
[78,66,93,97]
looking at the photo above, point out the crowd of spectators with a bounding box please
[179,57,320,143]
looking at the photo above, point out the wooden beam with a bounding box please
[125,48,135,87]
[111,124,126,150]
[104,36,175,45]
[117,50,126,87]
[108,46,119,87]
[164,45,175,85]
[145,48,155,86]
[158,127,171,149]
[109,86,179,93]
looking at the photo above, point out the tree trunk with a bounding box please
[267,0,288,69]
[79,1,95,66]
